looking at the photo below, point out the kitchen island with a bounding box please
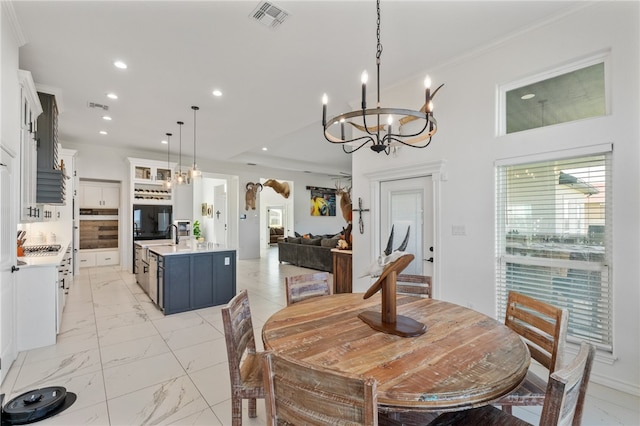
[134,239,236,315]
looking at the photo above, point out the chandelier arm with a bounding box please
[324,127,375,147]
[343,139,374,154]
[392,127,437,148]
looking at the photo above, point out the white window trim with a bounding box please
[495,144,615,362]
[496,50,611,136]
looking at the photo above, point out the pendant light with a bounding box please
[189,106,202,179]
[163,132,172,189]
[175,121,186,185]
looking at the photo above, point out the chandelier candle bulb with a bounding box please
[425,75,432,105]
[361,71,368,109]
[322,94,328,126]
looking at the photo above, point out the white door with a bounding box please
[213,184,227,246]
[380,176,433,277]
[0,148,17,383]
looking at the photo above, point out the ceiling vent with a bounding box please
[87,102,109,111]
[250,1,289,29]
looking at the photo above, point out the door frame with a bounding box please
[366,160,446,298]
[0,146,18,384]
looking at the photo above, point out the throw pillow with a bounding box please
[321,238,339,248]
[301,237,321,246]
[287,237,301,244]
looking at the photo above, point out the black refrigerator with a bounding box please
[133,204,173,240]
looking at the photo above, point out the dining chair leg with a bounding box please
[231,396,242,426]
[248,398,257,418]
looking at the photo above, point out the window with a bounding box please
[496,148,612,351]
[499,53,608,135]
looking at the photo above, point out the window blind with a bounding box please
[496,153,612,351]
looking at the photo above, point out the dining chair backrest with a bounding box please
[396,274,431,298]
[262,351,378,425]
[285,271,332,306]
[424,342,595,426]
[221,289,264,425]
[505,291,568,373]
[539,342,595,426]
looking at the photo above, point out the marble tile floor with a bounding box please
[1,247,638,425]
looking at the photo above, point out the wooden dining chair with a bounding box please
[285,271,332,306]
[262,351,379,425]
[221,290,265,426]
[497,291,569,413]
[427,342,595,426]
[396,274,431,298]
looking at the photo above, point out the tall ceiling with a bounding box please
[11,1,585,177]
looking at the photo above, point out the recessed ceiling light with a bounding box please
[113,60,127,69]
[521,93,535,100]
[212,89,222,97]
[99,130,108,135]
[262,147,268,151]
[106,93,118,100]
[102,116,112,121]
[161,140,168,144]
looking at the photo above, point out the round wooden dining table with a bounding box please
[262,293,530,412]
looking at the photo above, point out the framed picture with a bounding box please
[309,187,336,216]
[201,203,208,216]
[207,205,213,218]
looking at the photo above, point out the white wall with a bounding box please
[352,2,639,394]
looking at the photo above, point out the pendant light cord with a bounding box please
[191,106,199,168]
[177,121,184,174]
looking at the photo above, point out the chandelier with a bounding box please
[322,0,444,155]
[163,132,172,189]
[175,121,188,185]
[188,106,202,179]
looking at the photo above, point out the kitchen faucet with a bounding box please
[170,224,179,244]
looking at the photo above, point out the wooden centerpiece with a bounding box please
[358,253,427,337]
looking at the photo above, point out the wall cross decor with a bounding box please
[352,197,370,234]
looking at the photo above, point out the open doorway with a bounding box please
[266,206,286,246]
[260,179,294,250]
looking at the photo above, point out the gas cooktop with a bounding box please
[22,244,62,256]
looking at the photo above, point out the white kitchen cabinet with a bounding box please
[132,163,173,184]
[78,249,119,268]
[96,250,119,266]
[78,250,96,268]
[80,181,120,208]
[18,70,43,222]
[129,158,175,205]
[16,263,64,351]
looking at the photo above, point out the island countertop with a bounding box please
[146,240,234,256]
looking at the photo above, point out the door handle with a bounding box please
[11,265,20,273]
[424,246,434,262]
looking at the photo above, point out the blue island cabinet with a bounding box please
[160,250,236,315]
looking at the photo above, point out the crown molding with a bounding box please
[2,1,27,47]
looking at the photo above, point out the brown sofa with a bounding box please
[269,227,285,244]
[278,236,340,273]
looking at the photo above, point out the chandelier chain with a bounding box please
[376,0,383,63]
